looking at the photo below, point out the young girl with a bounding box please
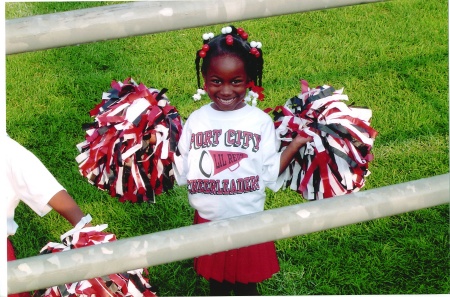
[173,25,311,296]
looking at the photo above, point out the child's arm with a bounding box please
[48,190,91,227]
[279,135,312,175]
[7,136,91,228]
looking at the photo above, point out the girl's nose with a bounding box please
[220,84,233,97]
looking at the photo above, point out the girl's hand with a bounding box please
[279,133,313,175]
[148,133,157,145]
[291,134,313,150]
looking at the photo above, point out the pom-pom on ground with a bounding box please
[32,216,158,297]
[76,78,183,203]
[265,79,378,200]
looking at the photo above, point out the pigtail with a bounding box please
[254,48,263,87]
[195,51,202,89]
[196,32,214,89]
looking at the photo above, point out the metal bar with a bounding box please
[8,174,449,293]
[6,0,387,55]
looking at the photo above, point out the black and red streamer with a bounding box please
[265,79,378,200]
[32,216,157,297]
[76,78,183,203]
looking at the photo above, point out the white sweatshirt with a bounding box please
[174,104,286,221]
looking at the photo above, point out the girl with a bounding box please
[173,25,311,296]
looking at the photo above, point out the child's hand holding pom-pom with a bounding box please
[267,79,378,200]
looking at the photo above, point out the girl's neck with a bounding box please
[210,101,246,111]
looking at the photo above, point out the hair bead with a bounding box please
[221,26,232,34]
[198,43,210,58]
[250,40,262,57]
[237,27,248,40]
[203,32,214,41]
[225,34,234,45]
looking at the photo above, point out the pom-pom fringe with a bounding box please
[76,78,183,203]
[265,80,378,200]
[33,216,158,297]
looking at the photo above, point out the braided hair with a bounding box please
[195,25,264,90]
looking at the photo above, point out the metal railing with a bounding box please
[6,0,386,55]
[8,174,449,293]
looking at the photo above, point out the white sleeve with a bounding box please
[6,137,64,216]
[259,120,285,192]
[173,118,191,186]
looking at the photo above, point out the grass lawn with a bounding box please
[5,0,449,295]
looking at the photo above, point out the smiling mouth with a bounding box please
[217,97,237,104]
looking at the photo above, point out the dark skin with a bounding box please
[202,55,247,112]
[48,190,91,227]
[202,54,312,175]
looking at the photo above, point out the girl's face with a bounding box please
[203,54,248,111]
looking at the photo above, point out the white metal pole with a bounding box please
[8,174,449,294]
[6,0,387,55]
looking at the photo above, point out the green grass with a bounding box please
[5,0,449,295]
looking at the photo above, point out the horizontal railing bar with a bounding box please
[6,0,387,55]
[8,173,449,293]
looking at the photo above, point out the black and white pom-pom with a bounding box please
[32,215,158,297]
[266,80,378,200]
[76,78,183,203]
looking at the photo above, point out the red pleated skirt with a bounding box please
[7,238,32,297]
[193,211,280,284]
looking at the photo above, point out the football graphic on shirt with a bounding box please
[199,150,248,177]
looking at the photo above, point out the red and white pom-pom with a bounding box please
[76,78,183,203]
[33,215,157,297]
[266,79,378,200]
